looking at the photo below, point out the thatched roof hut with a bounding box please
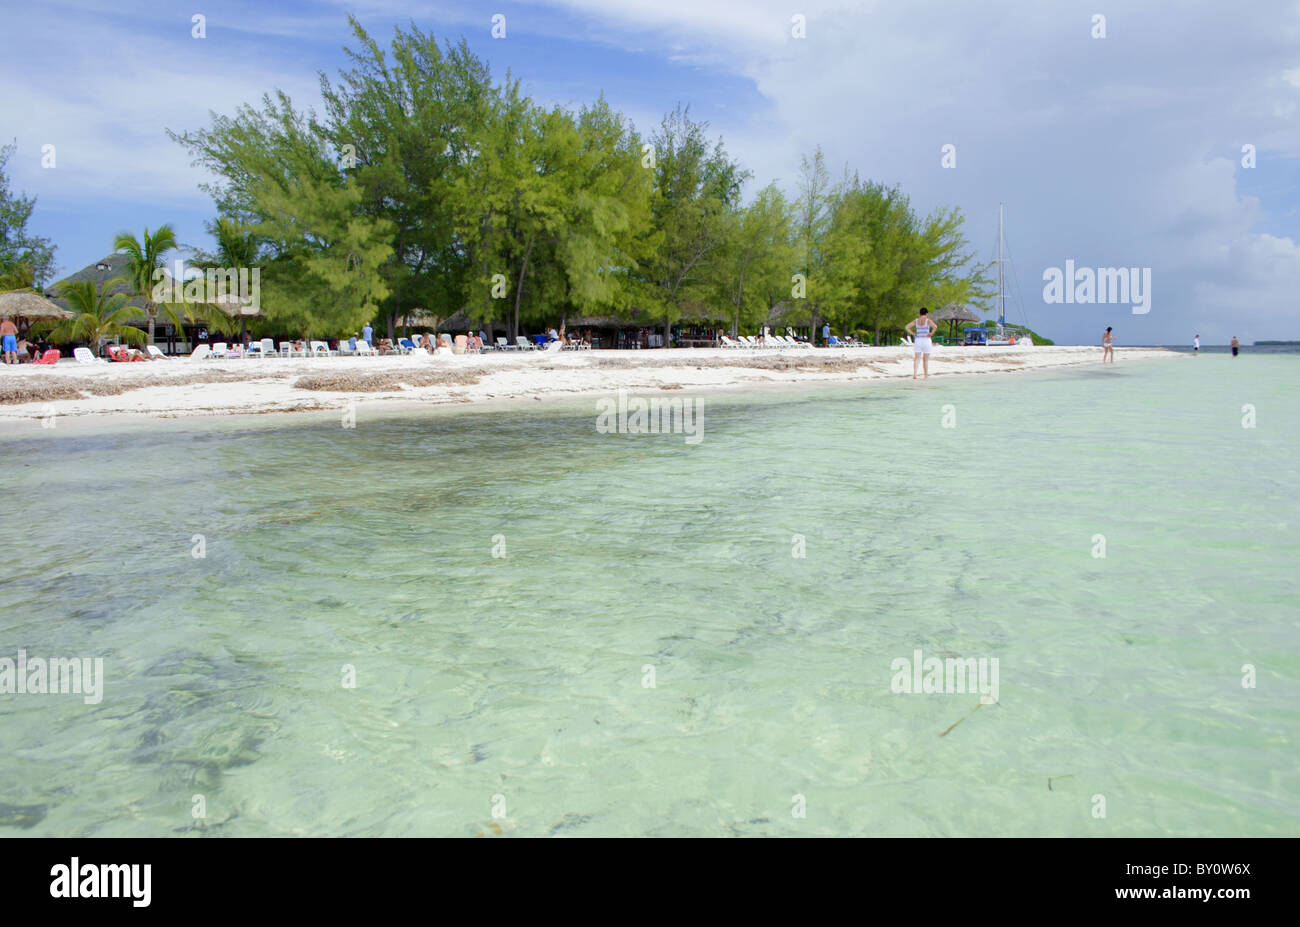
[931,302,981,323]
[930,302,982,339]
[0,290,74,321]
[434,310,474,333]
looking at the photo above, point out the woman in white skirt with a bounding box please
[905,307,936,379]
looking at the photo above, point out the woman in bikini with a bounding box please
[905,308,936,379]
[1102,326,1114,363]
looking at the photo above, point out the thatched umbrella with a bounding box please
[0,290,74,323]
[435,309,474,334]
[402,308,440,331]
[209,291,263,340]
[931,302,981,340]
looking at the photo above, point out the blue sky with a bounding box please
[3,0,1298,344]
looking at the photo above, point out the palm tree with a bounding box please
[191,217,265,340]
[114,224,190,345]
[40,280,145,353]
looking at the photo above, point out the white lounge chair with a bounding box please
[515,336,538,351]
[208,342,228,358]
[337,340,357,356]
[73,346,106,364]
[496,337,518,351]
[189,344,211,360]
[144,345,170,360]
[309,341,332,357]
[718,334,742,348]
[356,340,377,356]
[257,338,275,358]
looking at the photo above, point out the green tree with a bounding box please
[793,148,834,340]
[171,91,393,337]
[0,142,57,287]
[715,184,795,336]
[820,181,988,344]
[505,99,653,336]
[638,105,747,341]
[317,18,487,338]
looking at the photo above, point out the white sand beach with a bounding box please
[0,343,1175,422]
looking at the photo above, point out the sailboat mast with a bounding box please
[997,204,1005,338]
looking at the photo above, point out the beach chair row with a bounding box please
[186,334,564,359]
[718,334,814,349]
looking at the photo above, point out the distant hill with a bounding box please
[49,254,152,320]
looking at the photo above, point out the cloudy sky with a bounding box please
[3,0,1297,344]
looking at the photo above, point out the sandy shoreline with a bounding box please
[0,344,1175,424]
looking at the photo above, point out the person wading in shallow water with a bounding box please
[1231,336,1240,357]
[905,308,936,379]
[1102,326,1114,363]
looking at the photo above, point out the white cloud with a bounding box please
[530,0,1300,342]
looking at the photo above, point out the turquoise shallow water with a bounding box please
[1,354,1297,836]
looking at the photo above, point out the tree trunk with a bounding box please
[512,234,535,341]
[147,306,156,345]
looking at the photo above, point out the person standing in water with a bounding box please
[1102,326,1114,363]
[905,308,936,379]
[1193,334,1200,355]
[1231,336,1239,357]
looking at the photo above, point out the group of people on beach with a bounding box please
[1,317,52,364]
[1104,329,1241,362]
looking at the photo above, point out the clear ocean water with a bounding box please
[2,352,1297,836]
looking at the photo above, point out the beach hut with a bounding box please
[931,302,982,342]
[206,291,264,343]
[0,290,75,324]
[435,310,475,334]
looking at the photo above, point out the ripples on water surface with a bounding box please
[1,355,1297,836]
